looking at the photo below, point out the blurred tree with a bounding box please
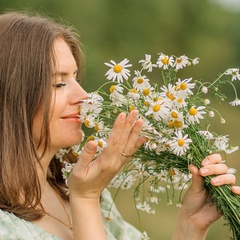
[0,1,239,239]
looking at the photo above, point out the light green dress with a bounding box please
[0,189,142,240]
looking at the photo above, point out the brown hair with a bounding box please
[0,11,84,220]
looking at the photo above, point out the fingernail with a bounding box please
[211,177,220,185]
[86,142,95,152]
[119,112,126,122]
[202,158,210,166]
[200,168,209,175]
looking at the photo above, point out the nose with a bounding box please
[70,81,88,105]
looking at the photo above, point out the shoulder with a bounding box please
[0,209,61,240]
[100,189,143,240]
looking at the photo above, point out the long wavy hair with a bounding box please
[0,11,84,220]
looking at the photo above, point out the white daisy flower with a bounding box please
[192,57,200,65]
[213,135,229,151]
[228,167,237,174]
[201,86,208,94]
[225,68,240,81]
[109,172,137,189]
[109,84,127,107]
[225,146,239,154]
[173,97,187,109]
[136,201,152,213]
[145,99,170,121]
[175,78,195,99]
[80,97,102,117]
[204,99,210,105]
[197,130,214,140]
[88,92,104,102]
[209,111,215,117]
[55,148,70,162]
[230,98,240,106]
[105,58,132,83]
[141,231,151,240]
[132,71,151,91]
[174,55,189,70]
[61,161,75,179]
[71,143,82,157]
[187,106,206,124]
[93,137,107,152]
[82,114,96,128]
[167,110,186,129]
[220,118,226,124]
[156,53,174,70]
[160,83,175,101]
[169,131,192,156]
[139,54,157,72]
[127,89,140,100]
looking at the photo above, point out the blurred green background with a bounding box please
[1,0,240,239]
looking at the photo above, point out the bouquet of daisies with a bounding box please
[59,52,240,239]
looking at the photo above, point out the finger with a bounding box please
[107,110,139,153]
[201,154,222,166]
[188,164,203,193]
[74,141,97,172]
[199,163,228,177]
[121,118,144,156]
[231,186,240,195]
[210,174,236,186]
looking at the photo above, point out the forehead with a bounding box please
[53,38,77,72]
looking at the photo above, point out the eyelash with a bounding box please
[52,83,67,88]
[52,79,80,88]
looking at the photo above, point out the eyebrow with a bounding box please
[52,68,79,76]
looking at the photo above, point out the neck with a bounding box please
[35,147,57,189]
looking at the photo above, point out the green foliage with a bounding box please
[1,1,240,239]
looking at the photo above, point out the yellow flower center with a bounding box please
[144,101,150,107]
[180,82,187,90]
[129,89,138,93]
[178,139,185,146]
[176,58,182,64]
[94,123,99,132]
[177,98,183,103]
[169,168,175,176]
[174,120,183,128]
[169,93,175,101]
[154,97,163,102]
[189,107,198,116]
[168,121,174,129]
[110,85,116,93]
[84,119,90,127]
[113,64,122,73]
[161,57,169,65]
[153,104,161,112]
[72,152,79,157]
[87,135,95,142]
[137,77,144,84]
[129,106,135,111]
[98,141,103,147]
[171,111,178,118]
[143,88,150,96]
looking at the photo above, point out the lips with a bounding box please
[61,113,80,122]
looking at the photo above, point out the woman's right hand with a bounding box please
[67,110,145,239]
[67,109,145,199]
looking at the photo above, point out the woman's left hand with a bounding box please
[172,154,236,240]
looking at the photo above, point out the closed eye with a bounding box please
[52,83,67,88]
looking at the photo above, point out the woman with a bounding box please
[0,11,237,240]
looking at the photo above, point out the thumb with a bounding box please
[189,164,204,193]
[75,141,97,171]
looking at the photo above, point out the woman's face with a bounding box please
[33,38,88,153]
